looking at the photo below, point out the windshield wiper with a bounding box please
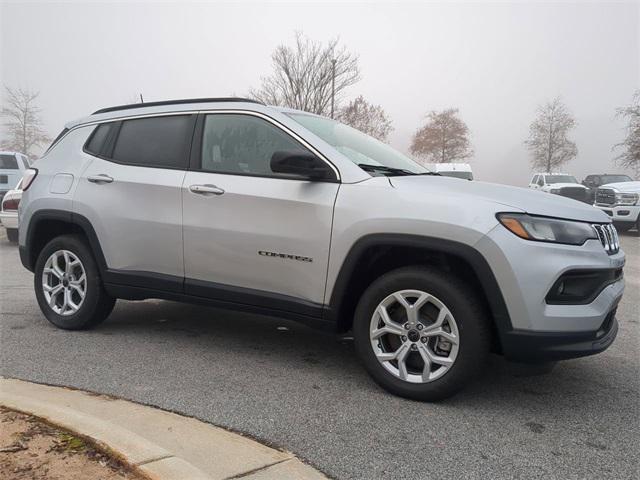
[358,163,441,177]
[358,164,417,176]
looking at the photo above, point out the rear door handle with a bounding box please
[189,184,225,196]
[88,174,114,184]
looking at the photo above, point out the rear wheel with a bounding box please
[6,228,18,243]
[353,266,491,401]
[34,235,115,330]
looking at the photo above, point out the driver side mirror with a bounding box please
[270,151,336,181]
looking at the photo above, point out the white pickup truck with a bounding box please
[594,181,640,234]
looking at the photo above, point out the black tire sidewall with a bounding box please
[34,235,113,330]
[353,266,490,401]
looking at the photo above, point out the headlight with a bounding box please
[615,192,639,205]
[497,213,597,245]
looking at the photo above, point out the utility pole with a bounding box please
[330,58,336,119]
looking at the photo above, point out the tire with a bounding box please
[353,266,491,401]
[34,234,115,330]
[6,228,18,243]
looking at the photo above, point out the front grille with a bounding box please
[559,187,588,203]
[595,188,615,206]
[592,223,619,255]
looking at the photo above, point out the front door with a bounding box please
[182,113,339,314]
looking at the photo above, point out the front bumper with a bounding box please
[501,307,619,362]
[595,204,640,226]
[0,211,18,229]
[476,223,625,361]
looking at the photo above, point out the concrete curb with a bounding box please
[0,378,327,480]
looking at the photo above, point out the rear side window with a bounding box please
[0,154,19,169]
[45,127,70,154]
[85,123,113,156]
[111,115,193,169]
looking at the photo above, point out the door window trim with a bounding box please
[189,110,340,182]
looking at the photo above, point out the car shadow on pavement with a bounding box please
[86,297,637,413]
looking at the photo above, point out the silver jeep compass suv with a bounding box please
[18,98,625,400]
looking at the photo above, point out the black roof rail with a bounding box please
[92,97,264,115]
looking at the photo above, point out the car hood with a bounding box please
[543,183,587,190]
[389,176,609,223]
[600,181,640,193]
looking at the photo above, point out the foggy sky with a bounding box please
[1,1,638,185]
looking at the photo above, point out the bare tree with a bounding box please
[613,90,640,178]
[410,108,473,163]
[524,97,577,172]
[338,95,393,142]
[1,86,51,158]
[250,32,360,116]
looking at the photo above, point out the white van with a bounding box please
[426,163,473,180]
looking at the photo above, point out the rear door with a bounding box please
[182,112,339,312]
[0,154,21,194]
[74,114,196,287]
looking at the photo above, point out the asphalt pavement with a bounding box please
[1,232,638,480]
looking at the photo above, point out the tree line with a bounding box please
[250,33,639,175]
[1,32,638,177]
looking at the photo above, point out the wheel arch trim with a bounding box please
[20,209,107,273]
[326,233,513,337]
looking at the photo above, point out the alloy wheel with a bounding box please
[369,289,460,383]
[42,250,87,316]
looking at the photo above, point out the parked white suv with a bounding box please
[594,181,640,233]
[0,151,29,199]
[0,181,22,242]
[17,98,625,400]
[529,173,590,203]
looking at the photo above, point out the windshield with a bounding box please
[600,175,632,184]
[287,113,428,175]
[440,171,473,181]
[545,175,578,184]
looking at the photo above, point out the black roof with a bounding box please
[92,97,263,115]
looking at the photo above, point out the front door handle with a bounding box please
[189,184,225,196]
[88,174,114,184]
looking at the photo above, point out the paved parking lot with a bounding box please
[1,232,638,479]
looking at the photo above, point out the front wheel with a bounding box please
[353,266,491,401]
[34,235,115,330]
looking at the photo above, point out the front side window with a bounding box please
[537,176,544,186]
[200,114,313,177]
[111,115,193,168]
[0,154,19,169]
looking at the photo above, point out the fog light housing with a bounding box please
[546,269,623,305]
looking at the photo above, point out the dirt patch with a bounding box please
[0,407,146,480]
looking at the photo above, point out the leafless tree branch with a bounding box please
[1,85,51,158]
[250,32,360,115]
[337,95,393,142]
[524,97,577,173]
[613,90,640,178]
